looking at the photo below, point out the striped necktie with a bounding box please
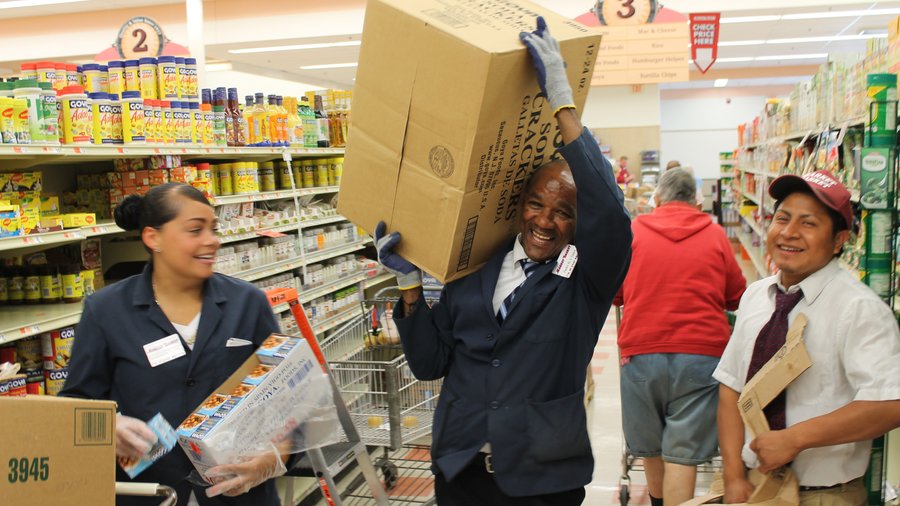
[497,259,540,324]
[745,288,804,431]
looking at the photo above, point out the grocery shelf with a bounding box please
[741,115,867,150]
[738,166,779,178]
[218,222,301,244]
[850,189,860,204]
[299,272,368,304]
[312,305,363,335]
[363,272,395,289]
[0,221,125,252]
[299,215,346,229]
[739,189,761,206]
[211,186,339,206]
[742,214,767,239]
[226,239,370,283]
[303,239,370,265]
[0,144,344,165]
[218,216,349,245]
[737,232,768,279]
[0,302,84,344]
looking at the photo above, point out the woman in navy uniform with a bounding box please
[62,182,286,505]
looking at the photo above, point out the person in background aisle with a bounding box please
[665,160,681,170]
[714,170,900,505]
[616,155,635,185]
[61,183,287,506]
[614,168,746,506]
[374,17,631,506]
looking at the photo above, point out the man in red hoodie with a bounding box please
[614,167,746,506]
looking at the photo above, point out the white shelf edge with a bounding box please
[299,272,368,304]
[211,186,340,206]
[0,221,125,252]
[312,306,362,335]
[0,302,84,344]
[218,222,300,245]
[736,232,768,279]
[363,272,396,289]
[299,215,346,229]
[741,214,766,239]
[224,240,369,283]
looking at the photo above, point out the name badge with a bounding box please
[552,244,578,278]
[143,334,187,368]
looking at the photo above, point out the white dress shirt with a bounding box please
[714,259,900,486]
[491,234,533,315]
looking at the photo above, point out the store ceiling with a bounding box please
[2,0,900,91]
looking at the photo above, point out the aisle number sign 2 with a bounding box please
[690,13,721,73]
[116,17,166,59]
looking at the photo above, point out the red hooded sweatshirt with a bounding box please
[614,202,746,358]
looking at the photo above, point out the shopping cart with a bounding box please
[614,307,724,506]
[307,287,441,505]
[115,482,177,506]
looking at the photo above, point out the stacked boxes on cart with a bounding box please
[0,326,77,397]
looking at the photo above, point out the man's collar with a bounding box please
[513,234,530,263]
[769,258,841,304]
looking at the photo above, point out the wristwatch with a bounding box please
[593,0,660,26]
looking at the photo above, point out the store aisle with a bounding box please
[584,310,649,505]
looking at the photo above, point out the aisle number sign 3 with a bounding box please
[594,0,660,26]
[116,17,166,59]
[689,13,721,74]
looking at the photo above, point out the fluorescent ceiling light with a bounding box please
[712,33,885,48]
[205,62,233,72]
[229,40,361,55]
[782,8,900,20]
[720,15,781,24]
[767,34,886,44]
[0,0,87,8]
[721,7,900,23]
[714,79,728,88]
[300,62,358,70]
[715,57,754,63]
[718,40,765,47]
[755,53,828,61]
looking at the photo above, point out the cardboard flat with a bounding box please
[339,0,602,283]
[0,395,115,506]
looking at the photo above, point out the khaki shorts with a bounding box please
[799,478,866,506]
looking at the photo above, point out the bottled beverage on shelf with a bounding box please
[276,96,289,147]
[326,94,345,148]
[212,88,227,147]
[299,97,317,148]
[286,96,303,147]
[229,88,246,147]
[243,95,257,146]
[314,94,330,148]
[266,95,283,147]
[252,93,271,147]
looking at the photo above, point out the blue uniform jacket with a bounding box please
[395,127,632,497]
[61,266,281,506]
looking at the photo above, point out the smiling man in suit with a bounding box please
[373,18,632,506]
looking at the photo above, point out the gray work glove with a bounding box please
[374,221,422,290]
[519,16,575,114]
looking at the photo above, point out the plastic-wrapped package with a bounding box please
[176,335,341,483]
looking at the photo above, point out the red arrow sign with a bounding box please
[690,13,721,74]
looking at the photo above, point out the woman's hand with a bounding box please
[205,449,287,497]
[116,414,158,459]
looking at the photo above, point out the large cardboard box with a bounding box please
[339,0,602,283]
[0,395,116,505]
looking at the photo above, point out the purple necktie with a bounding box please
[745,288,804,431]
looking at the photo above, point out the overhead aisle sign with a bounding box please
[576,4,690,86]
[690,13,721,74]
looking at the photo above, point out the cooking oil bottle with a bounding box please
[252,92,271,147]
[266,95,282,147]
[276,96,289,147]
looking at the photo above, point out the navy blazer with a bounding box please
[61,266,281,506]
[395,127,632,497]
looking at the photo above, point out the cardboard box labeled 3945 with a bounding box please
[338,0,601,283]
[0,396,116,506]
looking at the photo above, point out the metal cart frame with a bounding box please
[115,482,177,506]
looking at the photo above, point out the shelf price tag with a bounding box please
[18,325,40,336]
[13,146,28,154]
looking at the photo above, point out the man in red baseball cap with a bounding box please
[714,169,900,504]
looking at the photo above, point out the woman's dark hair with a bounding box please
[113,182,211,232]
